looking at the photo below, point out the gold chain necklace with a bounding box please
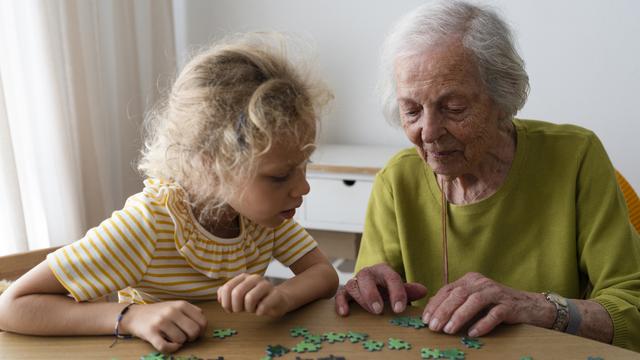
[440,177,449,286]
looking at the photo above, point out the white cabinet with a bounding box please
[295,144,405,233]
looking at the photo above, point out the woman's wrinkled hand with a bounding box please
[120,300,207,353]
[334,263,428,316]
[216,273,291,318]
[422,272,554,337]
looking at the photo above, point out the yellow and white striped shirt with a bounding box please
[47,179,317,304]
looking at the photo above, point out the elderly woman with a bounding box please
[335,0,640,351]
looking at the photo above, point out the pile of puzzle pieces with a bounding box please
[133,316,606,360]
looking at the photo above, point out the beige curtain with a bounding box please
[0,0,176,255]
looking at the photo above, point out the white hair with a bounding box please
[380,0,530,124]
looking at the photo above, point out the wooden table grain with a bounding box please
[0,299,638,359]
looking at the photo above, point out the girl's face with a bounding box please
[226,141,311,229]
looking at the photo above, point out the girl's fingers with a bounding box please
[230,275,264,312]
[217,274,249,312]
[244,280,272,313]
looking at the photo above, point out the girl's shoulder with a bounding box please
[138,178,185,202]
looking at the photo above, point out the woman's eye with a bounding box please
[402,108,421,122]
[443,106,466,115]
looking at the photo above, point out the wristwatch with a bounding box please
[543,292,569,332]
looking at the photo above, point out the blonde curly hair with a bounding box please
[138,33,332,224]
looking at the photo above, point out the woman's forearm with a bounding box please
[573,299,613,344]
[0,293,126,336]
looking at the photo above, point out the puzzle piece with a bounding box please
[460,336,483,349]
[520,357,533,360]
[362,339,384,351]
[139,354,217,360]
[304,334,324,344]
[323,332,347,343]
[346,331,368,343]
[587,357,604,360]
[420,348,442,359]
[441,348,466,360]
[390,316,426,329]
[388,337,411,350]
[140,353,167,360]
[291,341,322,353]
[317,356,346,360]
[212,328,237,339]
[290,327,309,337]
[266,344,289,357]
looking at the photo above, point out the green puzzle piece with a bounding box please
[362,339,384,351]
[346,331,368,343]
[291,341,322,353]
[323,332,347,343]
[388,337,411,350]
[304,334,324,344]
[289,326,309,337]
[441,348,466,360]
[265,344,289,357]
[421,348,442,359]
[212,328,237,339]
[461,336,483,349]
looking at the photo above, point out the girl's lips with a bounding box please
[280,209,296,219]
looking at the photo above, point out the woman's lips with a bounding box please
[427,150,459,159]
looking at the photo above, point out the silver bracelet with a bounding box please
[565,299,582,335]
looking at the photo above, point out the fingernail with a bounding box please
[468,328,479,337]
[393,301,403,313]
[429,318,440,331]
[372,302,382,314]
[422,312,431,324]
[338,306,346,316]
[444,321,454,334]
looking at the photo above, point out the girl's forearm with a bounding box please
[0,293,126,336]
[277,262,339,312]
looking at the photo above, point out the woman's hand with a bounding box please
[334,263,428,316]
[216,273,290,318]
[423,272,555,337]
[120,301,207,353]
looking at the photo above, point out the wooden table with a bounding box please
[0,300,638,359]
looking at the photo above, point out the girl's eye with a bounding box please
[270,175,289,183]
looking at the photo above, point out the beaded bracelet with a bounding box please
[109,303,135,348]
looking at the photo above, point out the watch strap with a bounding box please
[565,299,582,335]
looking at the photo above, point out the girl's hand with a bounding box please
[119,301,207,353]
[217,273,291,318]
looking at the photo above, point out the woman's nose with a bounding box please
[420,110,445,143]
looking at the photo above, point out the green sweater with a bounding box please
[356,119,640,351]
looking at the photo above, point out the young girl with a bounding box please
[0,33,338,353]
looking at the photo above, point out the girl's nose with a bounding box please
[291,169,310,198]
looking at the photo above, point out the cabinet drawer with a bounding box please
[301,177,373,231]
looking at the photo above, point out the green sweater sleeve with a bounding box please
[355,171,403,276]
[576,133,640,350]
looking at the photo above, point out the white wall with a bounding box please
[173,0,640,188]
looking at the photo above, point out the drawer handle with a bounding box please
[342,179,356,187]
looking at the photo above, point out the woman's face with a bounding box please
[395,41,505,177]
